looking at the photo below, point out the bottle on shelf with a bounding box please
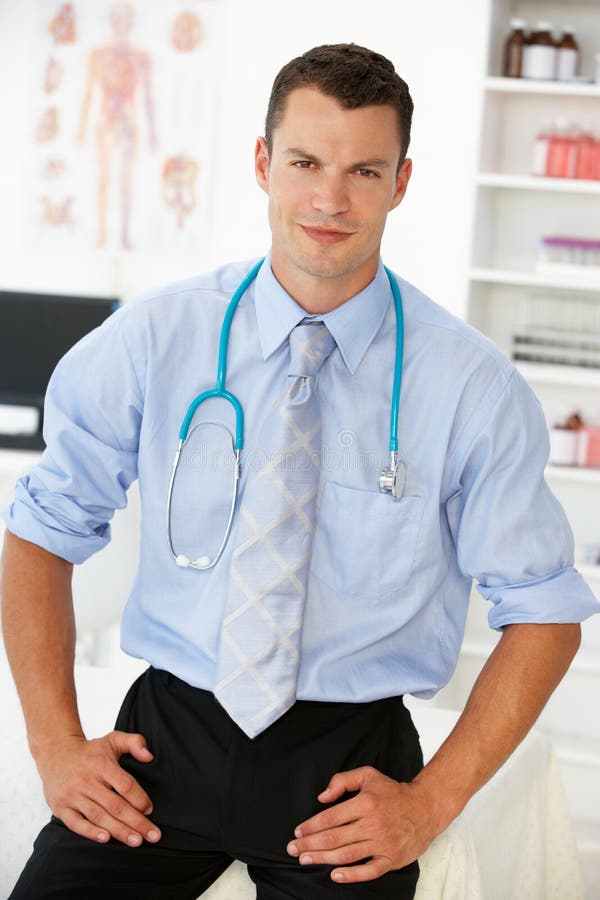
[531,121,552,176]
[593,133,600,180]
[556,27,579,82]
[533,122,600,181]
[566,123,582,179]
[503,18,527,77]
[550,411,583,467]
[577,425,600,468]
[576,125,596,180]
[546,119,577,178]
[539,236,600,269]
[522,21,556,80]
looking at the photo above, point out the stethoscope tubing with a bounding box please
[384,265,404,455]
[178,258,265,447]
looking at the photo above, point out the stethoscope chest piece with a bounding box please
[379,451,407,501]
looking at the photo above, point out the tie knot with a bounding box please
[288,322,336,378]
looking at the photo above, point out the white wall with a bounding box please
[0,0,492,639]
[0,0,490,315]
[0,0,493,653]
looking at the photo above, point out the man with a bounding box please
[2,43,598,899]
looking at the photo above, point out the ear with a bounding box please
[255,137,270,194]
[389,158,412,211]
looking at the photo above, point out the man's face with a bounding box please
[255,87,411,299]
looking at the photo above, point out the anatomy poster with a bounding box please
[28,1,222,253]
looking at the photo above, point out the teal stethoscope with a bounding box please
[166,257,406,571]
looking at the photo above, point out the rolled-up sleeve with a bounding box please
[446,368,599,629]
[2,306,144,564]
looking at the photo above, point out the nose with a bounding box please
[311,173,350,218]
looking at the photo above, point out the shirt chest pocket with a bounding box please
[310,482,425,599]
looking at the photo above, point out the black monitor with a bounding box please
[0,290,119,450]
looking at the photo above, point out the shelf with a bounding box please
[469,267,600,293]
[476,173,600,194]
[545,464,600,485]
[516,361,600,387]
[484,76,600,98]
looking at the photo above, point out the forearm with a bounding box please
[413,621,581,833]
[0,530,84,759]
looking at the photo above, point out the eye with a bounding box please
[292,160,315,169]
[356,168,379,178]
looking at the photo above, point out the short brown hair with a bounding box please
[265,44,413,166]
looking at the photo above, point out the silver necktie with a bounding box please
[214,322,335,738]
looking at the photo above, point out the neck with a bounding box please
[270,254,380,314]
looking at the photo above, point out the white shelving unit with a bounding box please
[469,0,600,461]
[472,2,600,556]
[485,75,600,96]
[471,266,600,293]
[459,2,600,893]
[476,171,600,191]
[469,2,600,422]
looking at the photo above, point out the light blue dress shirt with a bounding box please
[4,256,598,703]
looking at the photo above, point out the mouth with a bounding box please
[300,225,355,245]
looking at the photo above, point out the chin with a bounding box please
[291,247,360,281]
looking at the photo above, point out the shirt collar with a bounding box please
[253,252,391,375]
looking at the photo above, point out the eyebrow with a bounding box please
[283,148,391,169]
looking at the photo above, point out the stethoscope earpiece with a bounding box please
[175,554,213,569]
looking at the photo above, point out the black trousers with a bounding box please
[9,667,424,899]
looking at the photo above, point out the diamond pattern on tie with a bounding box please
[214,321,335,738]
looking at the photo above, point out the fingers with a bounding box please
[330,857,391,884]
[59,807,112,845]
[110,730,154,764]
[316,766,376,804]
[59,806,159,848]
[288,821,365,862]
[292,840,374,870]
[41,731,162,847]
[93,780,161,845]
[107,758,154,816]
[75,788,161,846]
[287,816,391,883]
[289,770,430,884]
[294,793,362,839]
[287,766,411,884]
[85,736,160,845]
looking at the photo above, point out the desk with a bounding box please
[0,659,585,899]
